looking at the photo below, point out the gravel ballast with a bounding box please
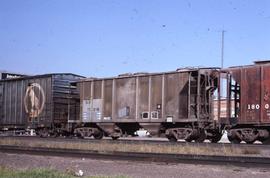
[0,152,269,178]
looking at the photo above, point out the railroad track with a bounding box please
[1,135,269,151]
[0,144,270,167]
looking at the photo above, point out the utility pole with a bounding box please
[221,30,225,68]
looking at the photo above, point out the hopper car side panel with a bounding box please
[76,69,221,142]
[78,72,197,123]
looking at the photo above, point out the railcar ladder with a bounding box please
[230,82,240,118]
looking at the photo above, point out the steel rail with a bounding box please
[1,135,269,150]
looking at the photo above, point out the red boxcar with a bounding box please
[224,61,270,144]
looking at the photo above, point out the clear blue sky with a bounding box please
[0,0,269,77]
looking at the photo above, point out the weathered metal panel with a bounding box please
[78,81,90,122]
[0,77,52,127]
[0,84,3,121]
[114,78,136,121]
[242,66,261,123]
[31,77,52,125]
[103,80,113,120]
[261,65,270,123]
[164,73,189,120]
[82,99,91,122]
[83,81,92,99]
[150,75,162,120]
[82,99,102,122]
[78,69,216,123]
[229,64,270,124]
[0,74,82,129]
[138,77,150,120]
[93,81,102,99]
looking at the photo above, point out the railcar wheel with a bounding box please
[40,128,49,138]
[185,138,193,142]
[167,136,177,142]
[94,131,104,140]
[78,132,86,139]
[210,133,223,143]
[73,133,83,139]
[245,140,255,144]
[194,131,206,143]
[262,140,270,144]
[228,136,241,144]
[195,136,206,143]
[260,138,270,144]
[49,132,58,138]
[111,136,119,140]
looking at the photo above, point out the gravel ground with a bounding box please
[0,152,269,178]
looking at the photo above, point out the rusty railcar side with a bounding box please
[225,61,270,144]
[0,73,83,136]
[75,68,223,142]
[229,62,270,124]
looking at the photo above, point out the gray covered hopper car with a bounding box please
[0,73,83,136]
[75,68,226,142]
